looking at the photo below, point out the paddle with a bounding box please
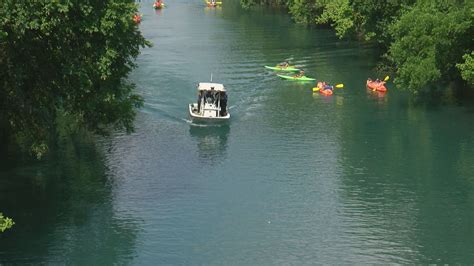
[312,83,343,92]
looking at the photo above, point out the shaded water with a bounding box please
[1,0,474,264]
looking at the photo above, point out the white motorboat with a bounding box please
[189,82,230,122]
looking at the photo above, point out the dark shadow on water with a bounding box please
[408,82,474,110]
[189,124,230,164]
[0,134,139,264]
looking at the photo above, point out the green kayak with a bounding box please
[277,74,316,81]
[264,65,300,72]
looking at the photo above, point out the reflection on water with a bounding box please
[204,6,222,13]
[189,124,230,163]
[0,135,139,264]
[366,87,388,104]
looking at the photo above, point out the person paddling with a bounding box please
[317,81,333,90]
[323,82,333,90]
[294,69,305,78]
[133,14,141,24]
[278,61,290,68]
[154,0,163,8]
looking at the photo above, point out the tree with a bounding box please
[0,1,149,158]
[388,1,472,92]
[0,213,14,232]
[240,0,473,93]
[289,0,325,25]
[457,51,474,87]
[349,0,415,43]
[315,0,354,39]
[240,0,290,9]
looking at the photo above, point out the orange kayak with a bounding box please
[314,82,334,96]
[366,80,387,92]
[133,14,141,24]
[319,89,333,96]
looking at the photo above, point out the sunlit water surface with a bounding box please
[1,0,474,264]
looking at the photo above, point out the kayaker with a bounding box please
[374,78,386,87]
[317,81,332,91]
[294,69,304,78]
[133,14,141,24]
[278,61,290,68]
[323,82,333,91]
[154,0,162,7]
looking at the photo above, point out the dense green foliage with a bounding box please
[0,1,149,157]
[457,51,474,86]
[240,0,289,9]
[0,213,14,232]
[388,1,472,91]
[241,0,473,92]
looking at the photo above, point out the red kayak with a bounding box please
[133,14,141,24]
[313,81,334,96]
[366,80,387,92]
[319,88,333,96]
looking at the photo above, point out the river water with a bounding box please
[1,0,474,264]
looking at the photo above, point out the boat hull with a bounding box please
[189,104,230,123]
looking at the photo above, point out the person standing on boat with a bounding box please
[220,92,227,116]
[206,89,215,104]
[197,91,203,113]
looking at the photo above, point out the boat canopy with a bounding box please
[198,82,226,92]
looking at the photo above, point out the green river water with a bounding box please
[1,0,474,264]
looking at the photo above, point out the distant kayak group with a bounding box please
[265,61,388,96]
[134,0,222,24]
[152,0,221,9]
